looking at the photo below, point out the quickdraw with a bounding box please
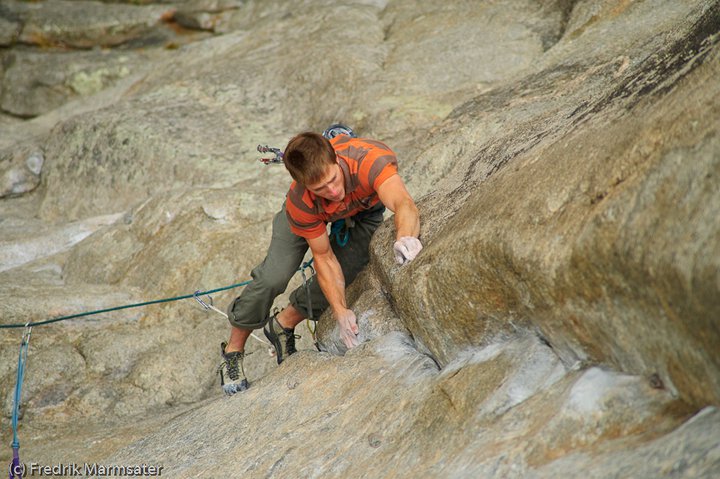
[193,291,274,356]
[257,144,283,165]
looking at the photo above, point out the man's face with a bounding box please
[306,160,345,202]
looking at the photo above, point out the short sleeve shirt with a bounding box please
[285,135,398,239]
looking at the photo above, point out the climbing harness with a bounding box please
[8,325,31,479]
[330,218,351,247]
[329,205,384,248]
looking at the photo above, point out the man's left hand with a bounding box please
[393,236,423,264]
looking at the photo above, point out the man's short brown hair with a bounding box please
[283,132,337,185]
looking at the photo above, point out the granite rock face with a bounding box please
[2,0,173,49]
[0,0,718,477]
[372,0,720,408]
[376,0,720,410]
[83,335,719,478]
[0,48,164,118]
[29,0,564,221]
[0,144,43,199]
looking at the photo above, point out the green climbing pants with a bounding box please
[226,201,385,330]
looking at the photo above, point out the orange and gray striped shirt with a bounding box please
[285,135,398,239]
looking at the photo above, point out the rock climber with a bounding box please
[218,126,422,395]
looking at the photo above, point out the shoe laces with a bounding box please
[283,330,301,355]
[218,350,249,384]
[270,312,301,355]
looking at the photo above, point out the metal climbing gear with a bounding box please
[194,291,275,357]
[9,325,32,479]
[322,123,357,139]
[257,144,284,165]
[257,123,357,166]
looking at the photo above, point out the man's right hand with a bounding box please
[394,236,423,264]
[335,307,359,349]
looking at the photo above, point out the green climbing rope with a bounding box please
[0,280,253,329]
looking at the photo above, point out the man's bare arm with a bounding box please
[306,232,359,348]
[376,174,419,239]
[376,174,422,263]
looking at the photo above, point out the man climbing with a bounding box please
[218,126,422,395]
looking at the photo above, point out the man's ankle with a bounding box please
[277,307,304,330]
[224,343,244,354]
[276,311,292,330]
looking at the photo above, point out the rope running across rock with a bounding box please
[4,260,316,478]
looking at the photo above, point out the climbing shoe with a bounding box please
[218,342,249,396]
[263,312,300,365]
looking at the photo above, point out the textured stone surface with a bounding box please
[0,5,21,46]
[0,143,44,199]
[30,0,562,221]
[0,213,122,273]
[372,0,720,408]
[23,334,716,478]
[0,48,162,118]
[0,184,316,420]
[173,0,244,32]
[4,0,173,49]
[0,0,718,476]
[316,267,409,356]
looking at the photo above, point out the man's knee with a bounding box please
[227,298,270,330]
[249,254,302,295]
[252,274,293,298]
